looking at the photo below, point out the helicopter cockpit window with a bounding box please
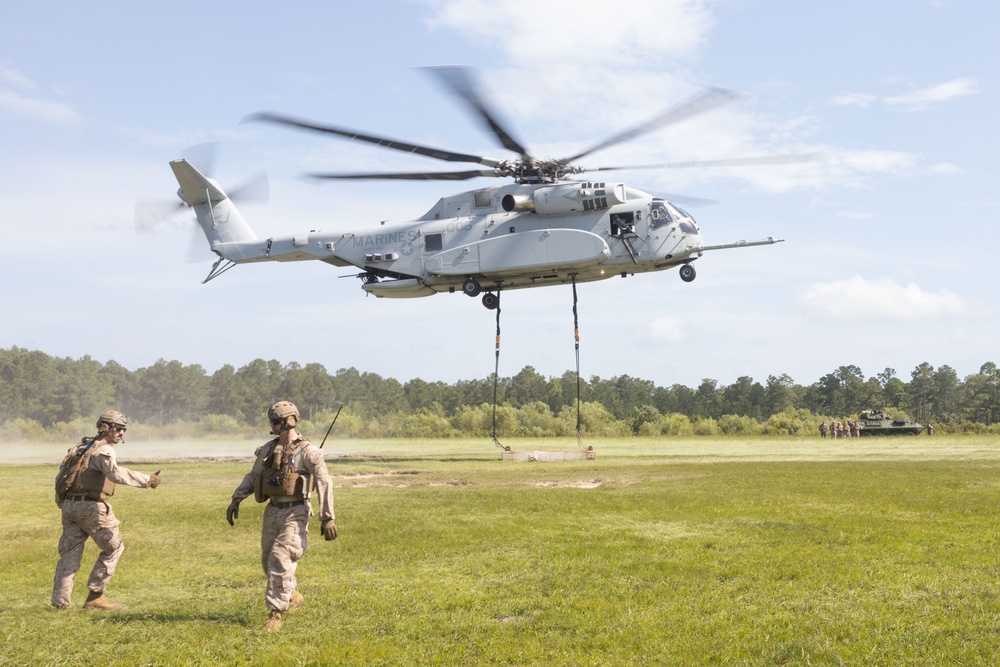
[473,189,493,209]
[424,233,443,252]
[667,202,699,235]
[650,201,674,229]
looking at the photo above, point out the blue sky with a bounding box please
[1,0,996,390]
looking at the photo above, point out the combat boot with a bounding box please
[266,610,283,631]
[288,590,304,613]
[83,591,124,611]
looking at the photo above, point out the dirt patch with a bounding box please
[336,470,423,479]
[530,479,604,489]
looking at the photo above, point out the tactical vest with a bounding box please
[253,437,309,503]
[56,439,116,501]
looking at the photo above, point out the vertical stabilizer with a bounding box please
[169,159,259,248]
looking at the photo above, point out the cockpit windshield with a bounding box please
[651,200,698,234]
[650,201,673,229]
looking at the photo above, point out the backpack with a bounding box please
[55,437,98,500]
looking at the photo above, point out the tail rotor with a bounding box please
[134,144,268,262]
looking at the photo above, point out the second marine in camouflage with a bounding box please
[226,401,337,631]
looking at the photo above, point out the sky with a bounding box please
[1,0,997,391]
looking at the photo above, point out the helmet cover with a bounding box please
[268,401,299,430]
[96,410,128,433]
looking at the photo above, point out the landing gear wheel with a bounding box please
[482,292,499,310]
[679,264,696,283]
[463,277,482,297]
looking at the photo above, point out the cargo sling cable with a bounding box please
[488,280,590,453]
[491,291,506,451]
[571,278,587,451]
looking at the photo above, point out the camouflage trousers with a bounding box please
[52,500,124,607]
[261,503,310,611]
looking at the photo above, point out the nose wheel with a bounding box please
[679,264,696,283]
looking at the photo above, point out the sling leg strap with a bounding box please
[490,291,508,451]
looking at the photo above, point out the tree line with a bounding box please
[2,346,999,439]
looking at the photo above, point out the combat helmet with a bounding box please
[96,410,128,434]
[268,401,299,433]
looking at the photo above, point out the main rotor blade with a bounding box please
[307,169,499,182]
[561,88,746,164]
[424,66,533,160]
[246,112,501,168]
[581,152,826,173]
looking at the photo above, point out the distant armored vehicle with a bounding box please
[858,409,926,436]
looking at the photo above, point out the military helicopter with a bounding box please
[166,67,807,309]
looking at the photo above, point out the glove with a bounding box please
[148,470,161,489]
[226,500,241,526]
[321,519,338,541]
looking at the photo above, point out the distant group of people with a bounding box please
[819,420,863,438]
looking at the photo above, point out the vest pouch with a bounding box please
[254,441,283,502]
[254,440,306,501]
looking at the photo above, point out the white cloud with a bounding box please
[424,0,714,65]
[0,89,80,123]
[796,276,975,322]
[884,77,979,108]
[419,0,927,199]
[831,78,978,111]
[723,148,918,193]
[831,92,876,108]
[925,162,962,175]
[836,149,918,174]
[635,316,689,344]
[837,210,876,220]
[949,327,969,343]
[0,64,37,89]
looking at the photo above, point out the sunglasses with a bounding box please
[270,419,284,426]
[114,426,127,433]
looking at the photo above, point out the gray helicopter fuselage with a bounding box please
[226,181,704,298]
[172,158,780,301]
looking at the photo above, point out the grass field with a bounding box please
[3,436,1000,666]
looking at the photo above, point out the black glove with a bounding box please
[322,519,338,541]
[226,500,240,526]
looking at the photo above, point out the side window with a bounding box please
[424,233,443,252]
[610,211,635,237]
[473,189,493,209]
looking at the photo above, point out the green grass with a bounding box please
[3,436,1000,665]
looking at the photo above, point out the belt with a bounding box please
[270,499,306,509]
[64,494,98,502]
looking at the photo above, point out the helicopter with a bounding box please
[167,67,807,309]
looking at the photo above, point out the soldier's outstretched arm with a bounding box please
[92,445,156,488]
